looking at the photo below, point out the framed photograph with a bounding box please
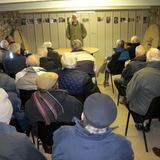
[97,17,104,22]
[59,17,65,23]
[106,17,111,23]
[114,17,118,24]
[82,17,89,23]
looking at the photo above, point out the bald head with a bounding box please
[131,36,140,44]
[9,43,21,54]
[26,54,40,67]
[146,48,160,61]
[0,40,9,49]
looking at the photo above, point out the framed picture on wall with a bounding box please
[43,18,50,23]
[97,17,104,22]
[59,17,65,23]
[128,18,134,22]
[120,17,128,23]
[136,16,141,23]
[49,18,57,23]
[114,17,119,24]
[106,16,111,23]
[143,17,150,24]
[82,17,89,23]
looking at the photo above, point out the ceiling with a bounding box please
[0,0,160,12]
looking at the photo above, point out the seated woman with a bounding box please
[98,39,129,87]
[25,72,83,153]
[58,53,100,103]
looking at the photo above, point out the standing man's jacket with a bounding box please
[66,22,87,44]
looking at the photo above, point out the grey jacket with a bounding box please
[126,61,160,115]
[0,123,46,160]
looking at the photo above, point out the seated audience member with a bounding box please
[98,39,129,87]
[126,48,160,123]
[70,39,96,77]
[5,35,25,55]
[0,88,46,160]
[114,45,147,102]
[38,46,61,72]
[0,72,28,132]
[58,53,100,102]
[0,40,9,71]
[52,93,134,160]
[126,35,140,59]
[3,43,26,78]
[153,147,160,157]
[16,54,46,91]
[0,72,20,113]
[25,72,83,152]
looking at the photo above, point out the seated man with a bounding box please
[38,46,61,72]
[98,39,129,86]
[0,88,46,160]
[16,54,46,91]
[25,72,83,152]
[0,72,28,132]
[114,45,147,102]
[70,39,96,77]
[15,54,46,107]
[58,53,100,102]
[0,40,9,71]
[126,35,140,59]
[52,93,134,160]
[126,48,160,122]
[3,43,26,78]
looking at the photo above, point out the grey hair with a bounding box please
[42,41,52,48]
[71,39,82,51]
[115,39,124,48]
[0,40,9,49]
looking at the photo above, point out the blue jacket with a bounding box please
[52,118,134,160]
[0,123,46,160]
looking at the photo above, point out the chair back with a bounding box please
[19,89,36,107]
[145,96,160,119]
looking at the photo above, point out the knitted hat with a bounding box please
[61,53,77,69]
[84,93,117,128]
[36,72,58,90]
[0,88,13,124]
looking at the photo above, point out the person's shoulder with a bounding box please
[54,125,74,139]
[111,133,132,148]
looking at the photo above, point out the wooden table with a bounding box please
[54,47,99,55]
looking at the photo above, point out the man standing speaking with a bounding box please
[66,14,87,46]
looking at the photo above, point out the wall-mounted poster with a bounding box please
[43,18,50,23]
[26,19,34,24]
[114,17,118,24]
[34,18,42,24]
[97,17,104,22]
[128,18,134,22]
[21,18,27,25]
[106,17,111,23]
[120,17,128,23]
[49,18,57,23]
[143,17,150,24]
[59,17,65,23]
[136,16,141,23]
[82,17,89,23]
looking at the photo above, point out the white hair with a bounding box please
[42,41,52,48]
[0,40,9,49]
[146,48,160,61]
[131,35,140,44]
[135,45,146,57]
